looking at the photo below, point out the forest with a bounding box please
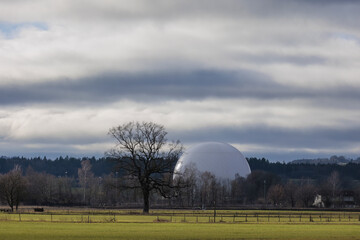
[1,155,360,180]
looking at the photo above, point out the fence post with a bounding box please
[19,213,21,222]
[51,213,53,222]
[245,214,247,222]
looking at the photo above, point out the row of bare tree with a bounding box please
[175,167,360,208]
[0,161,139,211]
[1,161,359,211]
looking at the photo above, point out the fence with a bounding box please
[1,210,360,224]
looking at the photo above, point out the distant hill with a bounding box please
[290,155,360,165]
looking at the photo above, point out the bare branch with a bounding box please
[107,121,183,213]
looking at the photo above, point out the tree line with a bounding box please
[175,164,360,209]
[1,156,360,182]
[0,156,115,177]
[1,159,360,211]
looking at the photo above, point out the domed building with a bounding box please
[174,142,251,180]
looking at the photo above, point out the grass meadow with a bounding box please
[1,221,360,240]
[0,209,359,239]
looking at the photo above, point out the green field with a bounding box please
[0,221,360,240]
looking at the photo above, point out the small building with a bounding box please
[313,194,324,208]
[340,190,356,208]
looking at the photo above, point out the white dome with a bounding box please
[174,142,251,180]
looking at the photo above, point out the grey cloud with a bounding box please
[1,69,360,106]
[148,0,360,28]
[291,0,359,4]
[5,1,360,29]
[174,125,360,151]
[238,53,326,66]
[184,125,360,162]
[9,135,109,146]
[0,70,275,105]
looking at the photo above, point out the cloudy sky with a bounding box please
[1,0,360,161]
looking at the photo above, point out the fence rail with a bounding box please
[1,210,360,224]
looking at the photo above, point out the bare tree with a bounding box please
[78,160,94,204]
[107,121,183,213]
[102,173,119,206]
[244,170,280,204]
[174,163,199,207]
[231,174,246,204]
[56,175,75,205]
[295,180,317,207]
[183,164,199,207]
[0,165,27,211]
[318,171,342,208]
[267,184,285,206]
[25,167,54,205]
[199,171,218,208]
[284,180,297,207]
[328,171,341,207]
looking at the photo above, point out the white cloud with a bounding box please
[1,1,359,87]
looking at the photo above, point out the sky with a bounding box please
[0,0,360,161]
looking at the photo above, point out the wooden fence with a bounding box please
[1,210,360,224]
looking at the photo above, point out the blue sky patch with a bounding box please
[0,22,48,38]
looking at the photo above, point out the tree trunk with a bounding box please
[291,198,295,208]
[7,197,14,212]
[142,189,150,214]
